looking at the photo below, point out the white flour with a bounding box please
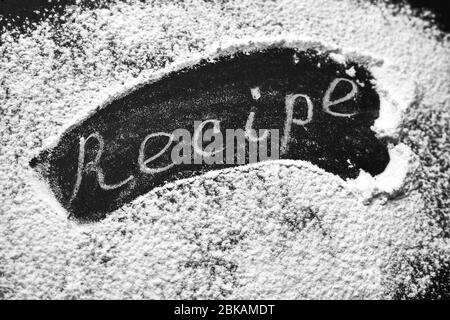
[1,0,449,299]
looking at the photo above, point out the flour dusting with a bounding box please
[1,0,449,299]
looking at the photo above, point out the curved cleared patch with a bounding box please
[30,47,389,220]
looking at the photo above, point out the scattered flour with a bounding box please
[1,0,449,299]
[345,66,356,77]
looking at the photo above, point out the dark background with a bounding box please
[0,0,449,33]
[31,48,388,221]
